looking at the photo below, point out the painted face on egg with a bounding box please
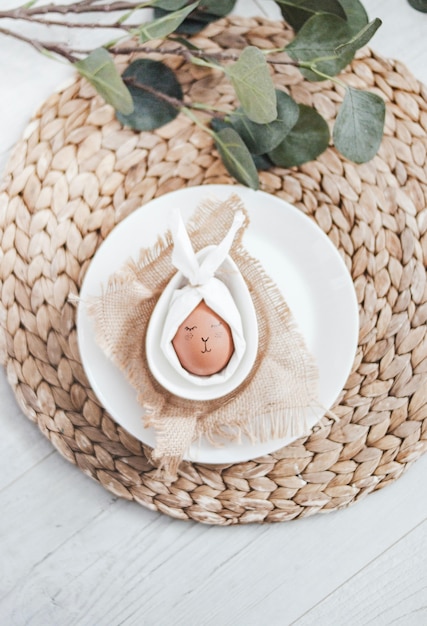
[172,300,234,376]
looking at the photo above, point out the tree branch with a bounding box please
[124,76,180,106]
[0,25,78,61]
[0,12,137,30]
[0,3,300,69]
[108,43,239,61]
[123,76,226,119]
[24,1,149,16]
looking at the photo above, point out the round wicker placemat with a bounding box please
[1,16,427,525]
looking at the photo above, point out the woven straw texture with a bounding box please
[1,16,427,525]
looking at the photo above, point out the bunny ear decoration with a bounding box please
[158,209,250,387]
[171,209,245,286]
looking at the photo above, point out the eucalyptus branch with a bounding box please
[0,0,385,189]
[181,106,215,134]
[0,25,78,61]
[108,43,240,61]
[19,1,150,16]
[111,43,298,70]
[0,4,300,68]
[0,12,137,30]
[124,76,227,118]
[0,0,152,28]
[0,17,298,69]
[299,62,347,87]
[124,76,183,109]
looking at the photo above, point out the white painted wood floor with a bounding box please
[1,1,427,624]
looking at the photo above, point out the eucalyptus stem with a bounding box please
[124,76,183,110]
[108,43,238,62]
[0,25,78,61]
[23,1,150,15]
[190,102,230,116]
[181,106,215,135]
[123,76,225,118]
[0,13,137,30]
[300,62,347,88]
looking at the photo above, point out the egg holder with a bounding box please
[146,209,258,401]
[1,14,426,523]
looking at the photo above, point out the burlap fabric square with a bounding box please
[85,194,323,478]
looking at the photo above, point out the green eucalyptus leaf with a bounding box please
[151,0,189,9]
[275,0,346,32]
[75,48,134,115]
[117,59,182,130]
[138,1,199,42]
[153,3,233,34]
[169,35,200,50]
[229,90,299,155]
[252,153,275,171]
[153,0,235,17]
[118,1,173,25]
[226,46,277,124]
[333,87,385,163]
[198,0,236,16]
[210,118,230,133]
[335,18,382,58]
[337,0,369,35]
[214,127,259,189]
[286,13,353,80]
[211,119,275,172]
[153,8,204,34]
[269,104,330,167]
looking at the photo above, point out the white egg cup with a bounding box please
[146,244,258,401]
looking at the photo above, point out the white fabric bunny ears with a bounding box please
[158,208,249,387]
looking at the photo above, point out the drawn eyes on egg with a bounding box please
[182,322,224,340]
[184,325,196,340]
[211,321,224,338]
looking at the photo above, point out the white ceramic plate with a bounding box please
[77,185,359,464]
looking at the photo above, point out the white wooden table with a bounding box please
[1,1,427,624]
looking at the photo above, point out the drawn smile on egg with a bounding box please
[201,337,211,353]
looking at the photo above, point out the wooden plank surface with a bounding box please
[1,1,427,624]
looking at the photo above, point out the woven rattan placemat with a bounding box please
[1,16,426,524]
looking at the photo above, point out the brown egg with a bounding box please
[172,300,234,376]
